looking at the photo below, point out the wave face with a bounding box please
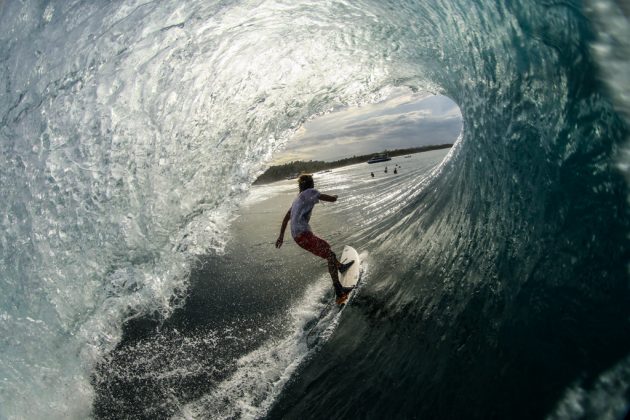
[1,0,628,419]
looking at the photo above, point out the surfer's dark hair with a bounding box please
[298,174,314,192]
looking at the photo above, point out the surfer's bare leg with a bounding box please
[327,252,354,297]
[327,253,346,296]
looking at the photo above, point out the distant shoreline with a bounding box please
[253,144,453,185]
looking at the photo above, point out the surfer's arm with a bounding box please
[276,209,291,248]
[319,194,338,202]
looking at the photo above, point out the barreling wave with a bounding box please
[0,0,628,419]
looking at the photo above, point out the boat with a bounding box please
[367,154,392,164]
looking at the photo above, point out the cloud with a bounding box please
[273,91,462,163]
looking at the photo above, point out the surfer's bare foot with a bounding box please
[338,260,354,274]
[335,290,352,305]
[334,285,354,300]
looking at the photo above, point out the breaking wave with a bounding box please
[0,0,628,418]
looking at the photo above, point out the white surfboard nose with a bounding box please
[339,245,361,289]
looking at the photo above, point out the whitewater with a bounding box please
[1,0,629,419]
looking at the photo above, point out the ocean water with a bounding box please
[0,1,628,419]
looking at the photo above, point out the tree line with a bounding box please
[254,144,453,184]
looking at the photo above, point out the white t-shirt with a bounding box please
[290,188,320,238]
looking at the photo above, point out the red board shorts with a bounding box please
[294,231,332,259]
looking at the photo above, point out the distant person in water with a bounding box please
[275,174,354,303]
[371,172,374,178]
[394,168,398,174]
[384,166,388,173]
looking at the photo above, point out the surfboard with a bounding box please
[337,245,361,305]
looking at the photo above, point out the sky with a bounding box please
[273,89,463,163]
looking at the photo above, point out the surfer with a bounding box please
[275,174,355,302]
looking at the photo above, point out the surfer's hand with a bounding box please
[320,193,337,202]
[275,237,283,248]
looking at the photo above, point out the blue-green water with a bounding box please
[1,1,628,419]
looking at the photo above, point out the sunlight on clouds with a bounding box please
[273,89,462,164]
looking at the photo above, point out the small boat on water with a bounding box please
[367,154,392,164]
